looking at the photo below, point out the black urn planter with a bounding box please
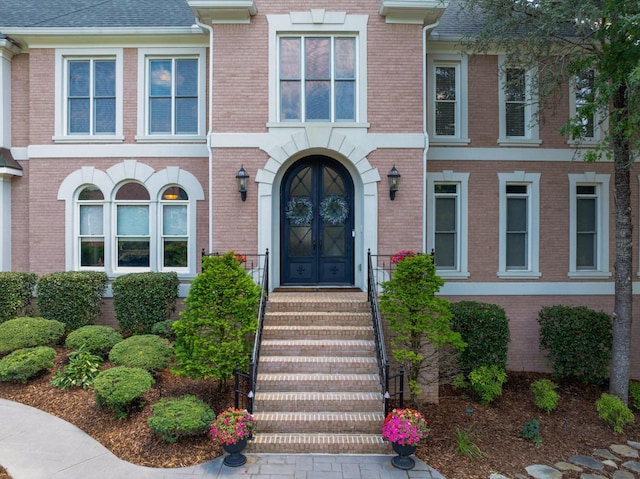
[390,441,417,470]
[222,438,248,467]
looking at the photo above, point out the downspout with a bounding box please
[422,20,439,254]
[194,18,214,253]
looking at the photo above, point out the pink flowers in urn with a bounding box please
[210,407,256,446]
[391,250,416,264]
[381,408,429,446]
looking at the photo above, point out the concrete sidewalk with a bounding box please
[0,398,446,479]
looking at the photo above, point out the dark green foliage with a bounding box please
[151,319,177,341]
[148,395,215,443]
[379,254,465,402]
[50,346,102,390]
[596,393,635,433]
[0,272,37,324]
[112,272,180,335]
[0,346,57,383]
[108,335,173,372]
[36,271,108,332]
[172,252,261,385]
[93,366,154,419]
[0,317,65,355]
[450,301,510,373]
[538,305,612,384]
[630,381,640,412]
[65,325,123,357]
[520,419,542,444]
[530,379,559,414]
[468,365,507,406]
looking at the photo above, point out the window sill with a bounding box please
[266,122,371,129]
[497,271,542,279]
[429,137,471,146]
[497,138,542,147]
[53,135,125,143]
[135,135,206,143]
[567,139,601,148]
[568,271,612,278]
[436,270,470,279]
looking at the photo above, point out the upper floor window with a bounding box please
[568,173,610,277]
[498,58,540,146]
[267,11,368,126]
[427,171,470,278]
[137,49,206,141]
[427,55,469,144]
[54,49,124,142]
[279,35,356,122]
[568,70,605,145]
[498,171,541,278]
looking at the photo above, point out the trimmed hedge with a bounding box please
[65,325,123,357]
[93,366,154,419]
[450,301,510,373]
[0,272,37,324]
[0,346,57,383]
[108,335,173,372]
[0,317,65,355]
[148,395,215,443]
[112,272,180,335]
[36,271,108,332]
[538,305,612,384]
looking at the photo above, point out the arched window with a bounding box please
[160,186,189,269]
[115,182,151,269]
[78,185,105,268]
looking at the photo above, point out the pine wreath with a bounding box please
[320,195,349,225]
[285,197,313,226]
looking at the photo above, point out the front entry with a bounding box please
[281,156,354,285]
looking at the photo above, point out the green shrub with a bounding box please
[630,381,640,412]
[65,325,123,357]
[468,365,507,406]
[0,317,65,355]
[36,271,108,332]
[0,346,57,383]
[151,319,177,341]
[50,346,103,390]
[108,335,173,372]
[148,395,215,443]
[93,366,154,419]
[530,379,560,413]
[455,428,483,459]
[173,252,262,386]
[450,301,510,373]
[112,272,180,335]
[596,393,635,433]
[520,419,542,445]
[538,305,612,384]
[0,272,37,324]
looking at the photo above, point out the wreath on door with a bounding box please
[285,197,313,226]
[320,195,349,225]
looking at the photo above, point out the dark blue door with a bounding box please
[281,156,354,285]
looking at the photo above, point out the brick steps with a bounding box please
[251,291,391,455]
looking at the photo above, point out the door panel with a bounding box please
[281,157,354,285]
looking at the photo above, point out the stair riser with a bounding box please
[259,360,378,375]
[264,313,370,327]
[257,380,380,393]
[255,398,382,413]
[255,420,383,435]
[267,302,369,313]
[262,328,373,341]
[260,343,375,357]
[246,437,392,455]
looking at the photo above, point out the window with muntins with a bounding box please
[498,58,540,145]
[115,183,151,268]
[279,35,356,122]
[435,66,457,136]
[576,185,597,269]
[505,68,526,137]
[160,187,189,269]
[67,59,115,134]
[505,184,528,270]
[434,184,458,269]
[78,186,105,268]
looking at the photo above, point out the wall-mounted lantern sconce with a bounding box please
[387,165,401,201]
[236,165,249,201]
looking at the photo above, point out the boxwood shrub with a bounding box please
[36,271,108,332]
[148,395,215,443]
[538,305,612,384]
[112,272,180,335]
[0,346,57,383]
[0,317,65,355]
[93,366,154,419]
[65,325,123,357]
[0,272,37,324]
[108,335,173,372]
[530,379,559,413]
[450,301,510,373]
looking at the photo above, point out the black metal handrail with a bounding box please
[368,250,404,416]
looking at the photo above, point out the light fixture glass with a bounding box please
[387,165,401,201]
[236,165,249,201]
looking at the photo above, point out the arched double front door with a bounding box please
[281,156,354,285]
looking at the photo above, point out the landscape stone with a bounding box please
[515,474,529,479]
[594,448,620,461]
[612,471,636,479]
[579,474,606,479]
[628,440,640,450]
[554,461,582,471]
[602,459,618,469]
[489,474,510,479]
[610,444,640,458]
[568,455,604,470]
[622,460,640,473]
[525,464,562,479]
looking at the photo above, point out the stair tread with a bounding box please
[255,391,382,399]
[250,433,386,443]
[254,411,383,419]
[258,372,379,380]
[260,355,377,363]
[261,339,374,345]
[264,325,372,331]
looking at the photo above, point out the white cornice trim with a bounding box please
[439,281,633,296]
[379,0,448,24]
[12,143,209,160]
[427,147,612,162]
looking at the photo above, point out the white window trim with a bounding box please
[427,54,470,145]
[57,161,205,278]
[568,172,610,278]
[567,73,607,147]
[53,48,124,143]
[497,57,541,147]
[266,10,369,127]
[498,171,541,278]
[136,48,207,142]
[427,170,470,278]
